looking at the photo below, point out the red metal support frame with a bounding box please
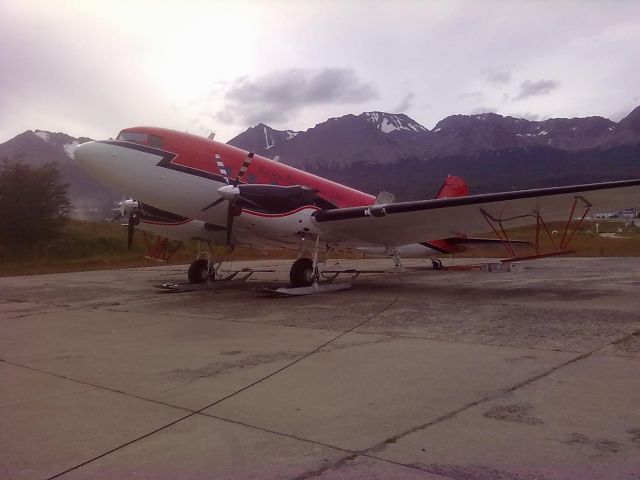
[537,213,560,250]
[142,231,182,262]
[481,209,525,259]
[481,196,591,263]
[142,230,152,252]
[535,214,541,256]
[559,197,592,249]
[150,237,169,261]
[559,197,579,248]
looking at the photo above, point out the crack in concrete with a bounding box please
[164,351,303,390]
[627,427,640,444]
[564,432,622,455]
[413,463,548,480]
[483,403,544,425]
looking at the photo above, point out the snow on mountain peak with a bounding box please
[34,130,51,142]
[264,126,275,150]
[31,129,79,158]
[64,140,79,159]
[259,125,300,150]
[361,112,428,134]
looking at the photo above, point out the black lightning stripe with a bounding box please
[99,140,228,183]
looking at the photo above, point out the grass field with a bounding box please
[0,220,295,277]
[0,219,638,277]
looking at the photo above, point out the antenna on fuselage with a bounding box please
[272,155,280,163]
[208,132,216,140]
[375,191,395,204]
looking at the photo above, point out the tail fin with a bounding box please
[435,175,469,199]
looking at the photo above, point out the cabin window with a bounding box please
[117,131,164,148]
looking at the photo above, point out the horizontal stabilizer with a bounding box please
[422,237,530,254]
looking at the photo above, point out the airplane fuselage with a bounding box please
[75,127,409,251]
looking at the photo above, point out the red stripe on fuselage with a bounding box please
[140,218,193,226]
[119,127,375,209]
[241,205,321,218]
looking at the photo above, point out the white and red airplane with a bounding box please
[75,126,640,289]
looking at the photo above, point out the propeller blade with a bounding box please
[127,210,139,249]
[225,203,235,247]
[201,197,226,212]
[236,195,264,210]
[215,154,229,184]
[203,152,256,247]
[202,153,253,211]
[232,152,254,187]
[127,215,135,249]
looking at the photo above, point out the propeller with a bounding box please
[111,196,126,222]
[111,197,140,249]
[201,152,255,248]
[127,208,139,249]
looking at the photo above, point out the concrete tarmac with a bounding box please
[1,257,639,479]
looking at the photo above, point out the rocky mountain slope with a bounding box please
[0,130,119,219]
[226,107,640,200]
[229,108,640,170]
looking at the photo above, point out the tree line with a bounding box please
[0,159,70,246]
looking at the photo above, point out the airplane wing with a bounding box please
[313,179,640,246]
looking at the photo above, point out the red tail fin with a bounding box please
[435,175,469,199]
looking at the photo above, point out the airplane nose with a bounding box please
[74,141,98,167]
[74,140,120,185]
[75,140,121,173]
[74,139,160,199]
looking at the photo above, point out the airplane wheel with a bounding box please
[188,259,210,284]
[290,258,314,287]
[432,259,443,270]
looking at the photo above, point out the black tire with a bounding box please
[290,258,314,287]
[188,259,210,284]
[432,259,443,270]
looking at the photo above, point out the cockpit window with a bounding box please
[117,131,164,148]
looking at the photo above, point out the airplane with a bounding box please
[109,172,517,271]
[75,126,640,291]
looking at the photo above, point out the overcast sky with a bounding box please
[1,0,639,143]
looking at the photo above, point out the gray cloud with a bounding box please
[470,106,498,115]
[507,112,543,121]
[514,79,560,101]
[216,68,378,125]
[482,67,512,85]
[610,104,638,122]
[392,92,415,112]
[459,90,485,100]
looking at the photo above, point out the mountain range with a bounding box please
[1,106,639,219]
[229,107,640,166]
[228,106,640,200]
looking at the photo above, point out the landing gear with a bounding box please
[392,248,403,270]
[290,257,315,287]
[431,258,443,270]
[188,258,213,284]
